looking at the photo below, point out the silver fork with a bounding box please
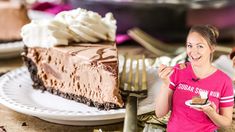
[127,28,185,57]
[120,54,148,132]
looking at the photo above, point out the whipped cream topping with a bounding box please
[199,91,208,99]
[21,20,72,48]
[21,8,116,48]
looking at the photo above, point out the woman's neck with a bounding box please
[191,62,216,79]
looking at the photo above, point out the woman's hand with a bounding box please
[158,64,174,85]
[202,102,233,127]
[202,102,217,115]
[190,101,217,114]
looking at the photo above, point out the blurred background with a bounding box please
[24,0,235,43]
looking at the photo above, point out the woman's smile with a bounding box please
[190,55,202,61]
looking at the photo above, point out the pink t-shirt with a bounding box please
[167,62,234,132]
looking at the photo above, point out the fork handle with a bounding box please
[123,96,138,132]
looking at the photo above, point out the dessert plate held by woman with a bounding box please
[185,91,211,108]
[185,100,211,108]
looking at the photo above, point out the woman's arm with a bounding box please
[155,64,174,118]
[203,103,233,127]
[155,83,173,117]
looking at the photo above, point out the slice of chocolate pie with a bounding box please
[191,96,208,105]
[23,42,123,110]
[191,91,208,105]
[21,8,124,110]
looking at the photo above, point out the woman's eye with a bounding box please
[187,45,192,48]
[198,45,204,48]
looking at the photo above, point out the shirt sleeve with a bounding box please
[219,77,234,108]
[169,65,180,91]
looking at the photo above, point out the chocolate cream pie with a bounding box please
[21,8,124,110]
[0,1,30,42]
[191,91,208,105]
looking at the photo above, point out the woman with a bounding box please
[155,25,234,132]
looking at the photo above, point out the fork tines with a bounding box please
[120,54,147,98]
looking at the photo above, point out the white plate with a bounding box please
[0,41,24,59]
[0,66,162,126]
[185,100,211,108]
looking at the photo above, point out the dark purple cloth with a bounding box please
[187,5,235,29]
[32,2,72,15]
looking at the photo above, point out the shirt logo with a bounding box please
[178,83,220,98]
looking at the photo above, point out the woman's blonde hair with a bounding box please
[188,25,219,61]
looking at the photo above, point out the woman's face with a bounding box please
[186,32,214,66]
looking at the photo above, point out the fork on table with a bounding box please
[120,54,148,132]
